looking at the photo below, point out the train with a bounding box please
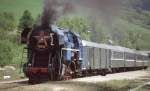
[21,24,149,83]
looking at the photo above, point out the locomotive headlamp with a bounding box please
[28,63,32,67]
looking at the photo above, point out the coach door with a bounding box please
[82,46,89,69]
[100,48,111,69]
[100,48,107,69]
[89,47,94,69]
[94,47,100,69]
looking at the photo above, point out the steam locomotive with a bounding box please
[22,25,83,82]
[21,24,148,83]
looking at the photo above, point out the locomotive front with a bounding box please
[22,24,83,83]
[23,25,62,82]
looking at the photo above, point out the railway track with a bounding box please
[0,70,148,90]
[0,79,28,84]
[0,79,28,90]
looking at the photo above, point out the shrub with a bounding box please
[0,12,16,32]
[18,10,34,31]
[0,40,14,66]
[0,39,25,67]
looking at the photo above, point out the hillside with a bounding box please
[118,0,150,49]
[0,0,150,50]
[0,0,43,20]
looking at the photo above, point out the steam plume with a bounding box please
[41,0,57,28]
[41,0,122,28]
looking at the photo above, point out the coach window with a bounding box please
[126,53,135,60]
[112,51,124,59]
[144,56,148,60]
[137,55,143,60]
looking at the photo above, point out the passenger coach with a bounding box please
[81,40,148,75]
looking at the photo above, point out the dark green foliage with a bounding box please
[0,12,16,32]
[112,18,150,49]
[0,38,24,67]
[123,9,150,29]
[90,22,108,43]
[0,40,13,66]
[0,11,22,66]
[0,12,18,43]
[57,16,91,40]
[18,10,34,31]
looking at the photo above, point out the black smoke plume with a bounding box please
[41,0,122,29]
[41,0,57,28]
[41,0,74,28]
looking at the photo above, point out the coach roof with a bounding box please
[82,40,135,53]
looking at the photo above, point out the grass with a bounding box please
[96,80,137,91]
[0,39,26,81]
[0,75,149,91]
[0,80,142,91]
[0,0,43,20]
[0,69,23,81]
[135,85,150,91]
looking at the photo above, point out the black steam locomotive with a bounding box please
[22,24,82,83]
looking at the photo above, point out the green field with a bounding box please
[0,0,43,20]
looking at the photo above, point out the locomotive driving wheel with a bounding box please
[29,75,38,84]
[48,50,61,81]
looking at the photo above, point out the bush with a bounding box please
[0,39,24,67]
[0,12,16,32]
[0,11,23,67]
[18,10,34,31]
[57,16,91,40]
[11,44,25,67]
[0,40,14,66]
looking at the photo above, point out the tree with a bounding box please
[18,10,34,43]
[0,12,16,32]
[57,16,108,42]
[0,40,13,66]
[57,16,91,40]
[89,22,107,43]
[118,30,143,49]
[18,10,34,31]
